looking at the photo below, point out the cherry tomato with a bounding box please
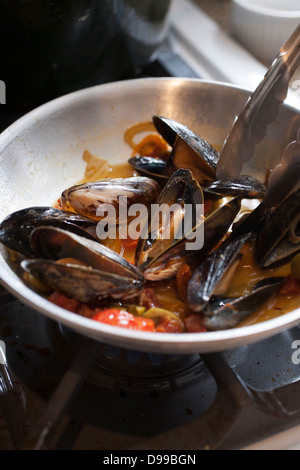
[92,309,155,331]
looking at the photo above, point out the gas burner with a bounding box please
[0,300,218,450]
[56,323,211,394]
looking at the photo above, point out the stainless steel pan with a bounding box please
[0,78,300,354]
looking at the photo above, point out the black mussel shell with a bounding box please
[0,206,97,257]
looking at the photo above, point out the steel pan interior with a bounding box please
[0,77,300,354]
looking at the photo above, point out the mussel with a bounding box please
[21,226,144,303]
[204,175,266,199]
[202,277,286,330]
[129,115,219,186]
[152,115,219,185]
[0,206,97,257]
[127,156,169,180]
[135,168,204,280]
[187,233,252,312]
[60,176,160,223]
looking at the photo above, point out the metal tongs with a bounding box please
[217,24,300,180]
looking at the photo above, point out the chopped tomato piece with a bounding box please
[204,198,213,215]
[280,275,300,295]
[184,314,207,333]
[176,264,192,301]
[139,287,162,310]
[76,303,96,318]
[48,291,80,312]
[121,237,139,250]
[92,309,155,331]
[155,315,184,333]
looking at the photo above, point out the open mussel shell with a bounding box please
[152,115,219,170]
[204,175,266,199]
[0,206,97,257]
[200,197,241,256]
[187,232,252,313]
[21,225,144,303]
[262,235,300,269]
[128,156,169,180]
[29,225,143,282]
[135,168,204,280]
[60,176,160,222]
[21,259,143,303]
[136,169,242,281]
[254,188,300,268]
[144,197,242,281]
[202,277,286,330]
[152,115,219,185]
